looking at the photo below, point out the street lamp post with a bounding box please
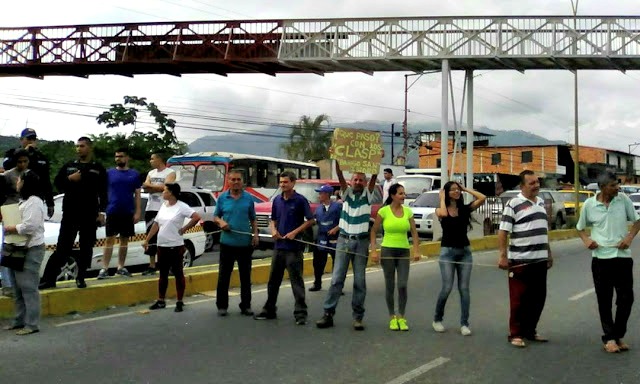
[401,70,439,165]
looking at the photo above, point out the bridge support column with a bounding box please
[466,69,474,191]
[440,59,449,185]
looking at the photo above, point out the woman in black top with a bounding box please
[432,181,486,336]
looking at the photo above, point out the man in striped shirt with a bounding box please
[498,170,553,348]
[316,160,378,331]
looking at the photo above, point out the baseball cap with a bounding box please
[314,184,334,194]
[20,128,37,139]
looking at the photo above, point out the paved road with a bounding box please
[4,238,640,384]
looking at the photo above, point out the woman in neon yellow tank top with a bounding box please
[370,184,420,331]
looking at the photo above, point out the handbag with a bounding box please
[0,243,27,271]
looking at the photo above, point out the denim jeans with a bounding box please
[434,246,472,326]
[323,236,369,321]
[9,244,45,331]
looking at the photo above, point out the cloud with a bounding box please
[1,0,639,157]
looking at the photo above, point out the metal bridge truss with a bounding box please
[1,16,640,78]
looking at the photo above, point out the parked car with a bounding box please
[555,190,595,216]
[42,189,211,282]
[629,193,640,214]
[620,185,640,195]
[254,179,382,250]
[396,175,442,206]
[498,189,567,229]
[408,190,439,238]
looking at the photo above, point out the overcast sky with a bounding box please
[1,0,639,154]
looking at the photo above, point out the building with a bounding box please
[573,145,640,184]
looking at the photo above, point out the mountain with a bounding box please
[187,121,568,166]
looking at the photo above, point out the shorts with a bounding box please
[105,213,136,237]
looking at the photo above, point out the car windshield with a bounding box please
[169,164,195,188]
[270,183,325,204]
[629,194,640,203]
[557,192,590,203]
[195,164,226,192]
[397,177,434,198]
[412,193,439,207]
[621,186,640,194]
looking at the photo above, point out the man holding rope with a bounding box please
[214,170,259,317]
[498,170,553,348]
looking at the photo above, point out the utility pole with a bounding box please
[391,123,395,162]
[400,74,408,165]
[571,0,580,220]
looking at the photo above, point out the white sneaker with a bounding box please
[432,321,445,333]
[460,325,472,336]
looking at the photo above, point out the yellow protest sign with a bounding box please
[330,128,382,174]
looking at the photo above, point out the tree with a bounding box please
[96,96,187,156]
[281,114,332,161]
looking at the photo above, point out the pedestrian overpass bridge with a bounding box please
[1,15,639,186]
[1,16,639,77]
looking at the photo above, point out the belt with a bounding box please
[339,233,369,240]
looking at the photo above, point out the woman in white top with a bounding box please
[143,183,200,312]
[2,170,46,335]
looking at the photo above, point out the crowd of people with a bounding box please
[0,129,187,334]
[2,130,640,354]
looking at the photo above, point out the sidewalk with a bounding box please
[0,229,582,319]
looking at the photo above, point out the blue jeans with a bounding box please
[323,236,369,320]
[434,246,472,326]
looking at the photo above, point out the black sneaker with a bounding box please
[316,313,334,328]
[149,300,166,310]
[174,302,184,312]
[240,308,254,316]
[75,279,87,289]
[253,311,277,320]
[141,268,157,276]
[308,284,321,292]
[295,317,308,325]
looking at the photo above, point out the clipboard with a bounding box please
[1,204,28,244]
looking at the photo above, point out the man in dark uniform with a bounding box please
[3,128,55,218]
[39,137,108,289]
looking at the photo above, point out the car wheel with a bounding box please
[205,234,215,252]
[54,254,78,281]
[554,214,564,230]
[183,241,195,268]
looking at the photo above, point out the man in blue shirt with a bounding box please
[254,171,315,324]
[214,170,259,317]
[98,148,141,279]
[577,172,640,353]
[309,184,341,292]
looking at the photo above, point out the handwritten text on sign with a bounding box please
[330,128,382,174]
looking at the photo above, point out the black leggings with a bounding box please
[157,246,185,301]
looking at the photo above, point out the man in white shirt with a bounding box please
[141,153,176,275]
[382,168,396,202]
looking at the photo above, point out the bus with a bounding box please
[167,152,321,202]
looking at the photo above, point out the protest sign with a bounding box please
[330,128,382,174]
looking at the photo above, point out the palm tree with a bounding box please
[281,114,332,161]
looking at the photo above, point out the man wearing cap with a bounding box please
[3,128,55,218]
[381,168,397,202]
[309,184,342,292]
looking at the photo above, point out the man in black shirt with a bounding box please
[39,137,108,289]
[2,128,55,217]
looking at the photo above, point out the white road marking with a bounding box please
[569,288,595,301]
[384,357,451,384]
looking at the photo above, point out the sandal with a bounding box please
[3,325,24,331]
[603,340,620,353]
[528,334,549,342]
[617,341,630,352]
[15,328,39,336]
[510,337,526,348]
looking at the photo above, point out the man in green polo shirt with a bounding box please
[577,172,640,353]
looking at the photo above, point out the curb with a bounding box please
[0,229,582,319]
